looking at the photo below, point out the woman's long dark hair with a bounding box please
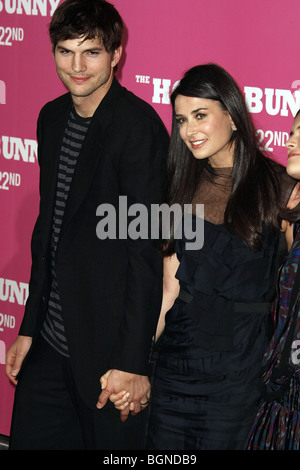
[164,63,284,254]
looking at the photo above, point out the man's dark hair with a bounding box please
[49,0,123,54]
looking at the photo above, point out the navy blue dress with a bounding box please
[147,166,289,450]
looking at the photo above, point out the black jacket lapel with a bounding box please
[59,78,125,237]
[38,95,72,243]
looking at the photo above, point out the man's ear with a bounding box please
[111,46,122,68]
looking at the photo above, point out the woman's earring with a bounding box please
[231,124,237,131]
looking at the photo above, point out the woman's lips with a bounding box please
[288,152,300,159]
[190,139,207,149]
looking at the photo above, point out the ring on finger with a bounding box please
[140,400,149,406]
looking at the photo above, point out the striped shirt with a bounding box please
[41,108,91,357]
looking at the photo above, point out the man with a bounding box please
[5,0,168,450]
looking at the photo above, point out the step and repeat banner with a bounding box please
[0,0,299,436]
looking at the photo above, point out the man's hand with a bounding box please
[5,335,32,385]
[97,369,150,422]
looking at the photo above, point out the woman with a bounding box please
[246,111,300,450]
[111,64,297,449]
[144,63,297,451]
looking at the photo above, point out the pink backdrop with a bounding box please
[1,0,300,436]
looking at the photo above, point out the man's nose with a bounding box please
[72,54,86,73]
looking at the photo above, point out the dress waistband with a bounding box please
[178,288,272,315]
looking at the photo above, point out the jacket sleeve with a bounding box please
[107,116,169,375]
[18,108,50,338]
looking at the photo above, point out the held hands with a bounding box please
[97,369,150,422]
[5,335,32,385]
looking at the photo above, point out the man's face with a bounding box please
[54,37,122,115]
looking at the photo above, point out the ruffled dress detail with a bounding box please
[147,166,281,450]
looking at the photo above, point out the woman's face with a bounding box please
[286,113,300,179]
[174,95,235,167]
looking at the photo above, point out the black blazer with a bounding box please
[19,78,169,408]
